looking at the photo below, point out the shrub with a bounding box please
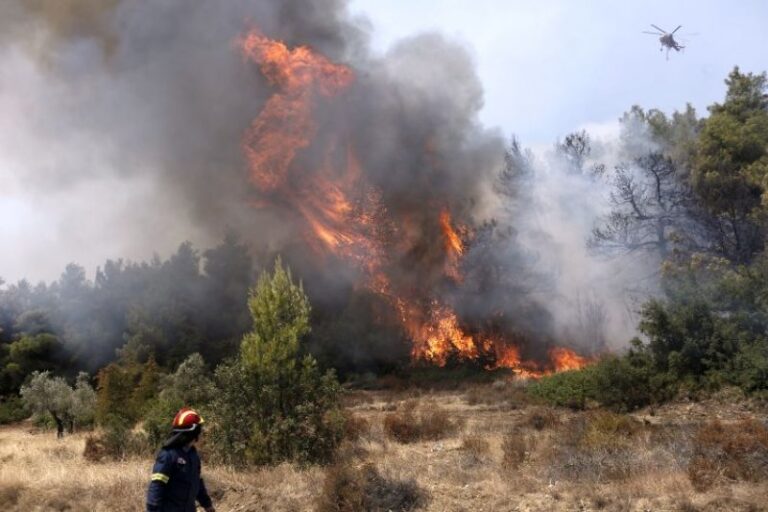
[343,412,371,442]
[158,353,215,406]
[209,358,344,466]
[142,398,184,449]
[417,403,457,440]
[316,460,366,512]
[317,461,426,512]
[530,347,669,412]
[547,412,645,483]
[528,367,597,409]
[688,420,768,491]
[0,395,29,424]
[85,416,150,461]
[383,410,418,443]
[459,435,490,468]
[96,359,159,425]
[83,435,107,463]
[590,352,662,411]
[383,402,459,443]
[525,407,559,430]
[501,430,529,470]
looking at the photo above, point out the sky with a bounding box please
[349,0,768,144]
[1,0,767,285]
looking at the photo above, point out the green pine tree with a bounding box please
[210,257,343,465]
[240,256,310,376]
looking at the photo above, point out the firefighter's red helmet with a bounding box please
[172,407,204,432]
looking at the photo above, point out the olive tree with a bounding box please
[20,371,96,437]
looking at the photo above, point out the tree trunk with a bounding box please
[51,411,64,439]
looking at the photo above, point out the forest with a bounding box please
[2,67,767,428]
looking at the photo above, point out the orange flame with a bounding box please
[548,346,590,372]
[240,30,354,192]
[239,30,592,379]
[440,209,464,282]
[440,209,464,256]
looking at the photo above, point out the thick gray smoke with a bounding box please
[0,0,652,360]
[0,0,366,281]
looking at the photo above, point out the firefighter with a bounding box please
[146,407,215,512]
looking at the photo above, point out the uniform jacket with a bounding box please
[146,445,212,512]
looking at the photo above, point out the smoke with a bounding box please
[0,0,366,282]
[0,0,656,363]
[514,140,656,352]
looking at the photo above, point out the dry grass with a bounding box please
[524,406,560,431]
[688,419,768,491]
[343,412,371,442]
[463,380,528,408]
[2,389,768,511]
[0,426,322,511]
[501,429,530,470]
[383,401,460,443]
[316,460,426,512]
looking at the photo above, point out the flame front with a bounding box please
[240,29,592,376]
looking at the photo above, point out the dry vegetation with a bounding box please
[2,382,768,511]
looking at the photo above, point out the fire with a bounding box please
[440,209,464,256]
[440,209,464,282]
[240,30,354,192]
[549,347,590,372]
[239,29,592,378]
[403,301,489,366]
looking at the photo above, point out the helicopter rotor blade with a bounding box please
[650,24,667,34]
[642,31,664,35]
[671,25,682,34]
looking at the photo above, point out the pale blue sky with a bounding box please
[350,0,768,143]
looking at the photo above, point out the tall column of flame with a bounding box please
[239,29,592,376]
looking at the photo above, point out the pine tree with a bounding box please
[210,257,342,465]
[240,256,310,377]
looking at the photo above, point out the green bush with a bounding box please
[0,396,29,424]
[731,339,768,392]
[529,343,670,411]
[142,398,184,449]
[97,415,150,460]
[528,366,598,410]
[590,349,671,411]
[141,353,216,449]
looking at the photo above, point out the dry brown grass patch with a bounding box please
[458,435,491,468]
[83,434,107,462]
[464,381,528,408]
[0,482,25,508]
[343,412,371,442]
[546,412,653,483]
[317,461,427,512]
[688,419,768,491]
[525,407,560,431]
[383,402,460,444]
[501,430,531,470]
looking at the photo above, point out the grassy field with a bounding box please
[1,383,767,511]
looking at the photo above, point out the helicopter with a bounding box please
[643,24,685,59]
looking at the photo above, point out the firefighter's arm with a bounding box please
[197,476,214,511]
[146,450,174,512]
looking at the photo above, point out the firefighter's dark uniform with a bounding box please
[146,445,212,512]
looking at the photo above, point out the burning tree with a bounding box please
[238,29,591,377]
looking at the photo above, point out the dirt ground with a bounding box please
[1,383,767,511]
